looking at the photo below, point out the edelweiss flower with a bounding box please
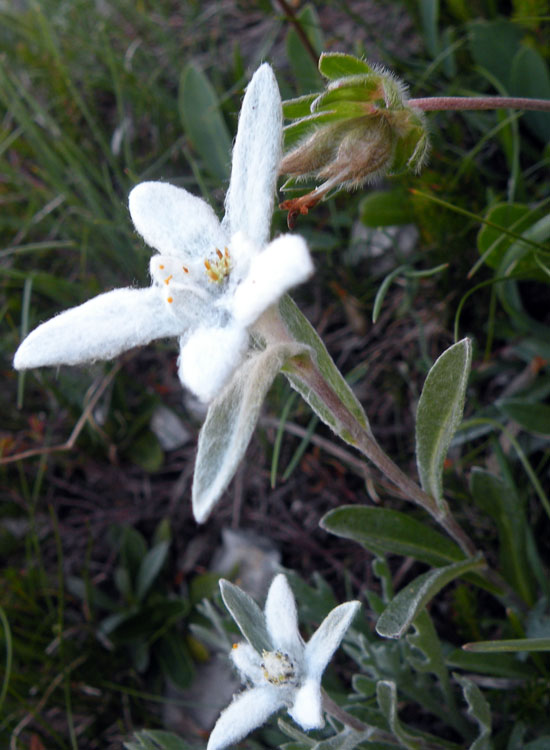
[208,574,360,750]
[13,64,313,403]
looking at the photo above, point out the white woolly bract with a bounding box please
[13,287,183,370]
[207,574,361,750]
[177,325,249,404]
[14,63,314,410]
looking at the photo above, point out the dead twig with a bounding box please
[2,362,122,466]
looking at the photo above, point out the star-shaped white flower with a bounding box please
[13,64,313,403]
[208,574,361,750]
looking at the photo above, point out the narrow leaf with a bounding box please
[318,52,373,79]
[192,342,307,523]
[279,295,370,445]
[178,63,232,181]
[463,637,550,653]
[135,541,170,602]
[454,674,492,750]
[376,555,484,639]
[415,338,472,507]
[320,506,465,567]
[219,579,272,654]
[376,681,422,750]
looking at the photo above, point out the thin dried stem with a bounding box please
[2,362,121,465]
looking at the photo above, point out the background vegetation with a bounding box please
[1,1,549,748]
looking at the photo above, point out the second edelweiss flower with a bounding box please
[14,64,313,403]
[208,574,361,750]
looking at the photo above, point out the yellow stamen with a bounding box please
[164,275,173,285]
[182,265,189,273]
[167,296,173,304]
[159,264,165,270]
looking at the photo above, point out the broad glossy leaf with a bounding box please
[193,342,307,523]
[219,579,272,653]
[376,555,484,639]
[415,338,471,507]
[318,52,373,79]
[454,674,491,750]
[320,506,465,567]
[279,295,370,445]
[462,637,550,653]
[178,63,232,181]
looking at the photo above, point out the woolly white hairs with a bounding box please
[14,64,313,404]
[207,575,361,750]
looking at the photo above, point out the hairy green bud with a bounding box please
[280,53,429,225]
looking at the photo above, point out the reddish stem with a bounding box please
[409,95,550,112]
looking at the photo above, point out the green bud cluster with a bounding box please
[280,53,430,192]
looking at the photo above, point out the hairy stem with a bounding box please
[409,95,550,112]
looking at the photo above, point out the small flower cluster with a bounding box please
[14,64,313,404]
[208,575,360,750]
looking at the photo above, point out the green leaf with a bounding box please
[156,632,194,690]
[359,188,415,227]
[468,20,523,90]
[376,555,485,639]
[446,648,534,679]
[279,295,370,446]
[462,637,550,653]
[320,506,465,566]
[127,429,164,473]
[470,468,533,605]
[285,4,323,94]
[192,342,307,523]
[219,579,272,653]
[419,0,440,58]
[476,203,550,277]
[510,45,550,143]
[497,399,550,435]
[178,63,232,181]
[376,680,422,750]
[135,541,170,602]
[124,729,191,750]
[115,526,147,579]
[415,338,472,507]
[318,52,373,80]
[283,93,317,119]
[454,674,492,750]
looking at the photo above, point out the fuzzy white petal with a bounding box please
[129,182,227,259]
[288,677,324,730]
[207,685,284,750]
[231,234,313,327]
[231,642,263,684]
[304,601,361,682]
[13,287,183,370]
[264,575,303,657]
[222,64,282,247]
[177,324,249,403]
